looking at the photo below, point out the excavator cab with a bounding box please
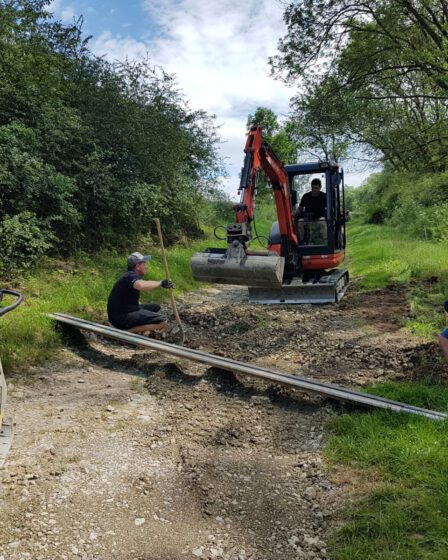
[191,127,349,303]
[248,162,349,303]
[288,162,346,264]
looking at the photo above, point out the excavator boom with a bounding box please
[191,126,291,288]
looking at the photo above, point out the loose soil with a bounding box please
[0,284,444,560]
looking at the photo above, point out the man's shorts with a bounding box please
[109,304,166,330]
[441,327,448,339]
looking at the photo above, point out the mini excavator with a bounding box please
[0,288,23,466]
[191,126,349,303]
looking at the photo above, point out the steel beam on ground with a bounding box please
[49,313,447,422]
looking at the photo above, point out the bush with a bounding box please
[0,212,53,275]
[356,170,448,239]
[365,206,387,224]
[389,202,448,242]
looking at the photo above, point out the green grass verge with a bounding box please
[327,382,448,560]
[330,220,448,558]
[348,220,448,289]
[0,204,277,372]
[0,230,222,372]
[347,219,448,338]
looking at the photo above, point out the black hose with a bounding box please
[213,225,227,241]
[251,210,269,249]
[250,235,269,246]
[0,289,23,317]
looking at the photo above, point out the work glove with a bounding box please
[161,279,174,289]
[444,300,448,312]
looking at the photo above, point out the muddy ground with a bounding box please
[0,284,444,560]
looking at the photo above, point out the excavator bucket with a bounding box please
[191,249,285,287]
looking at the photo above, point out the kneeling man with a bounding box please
[107,252,173,335]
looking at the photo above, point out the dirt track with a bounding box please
[0,284,442,560]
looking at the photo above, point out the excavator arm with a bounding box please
[233,126,297,247]
[191,126,291,287]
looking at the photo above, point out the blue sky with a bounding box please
[48,0,373,196]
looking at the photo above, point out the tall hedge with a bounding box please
[0,1,222,270]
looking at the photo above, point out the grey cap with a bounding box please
[127,252,151,268]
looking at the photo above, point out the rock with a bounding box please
[134,518,145,526]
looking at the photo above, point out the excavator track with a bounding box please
[248,269,349,304]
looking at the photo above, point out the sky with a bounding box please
[48,0,373,197]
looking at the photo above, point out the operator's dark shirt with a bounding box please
[107,271,141,318]
[299,191,327,218]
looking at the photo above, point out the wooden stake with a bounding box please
[154,218,185,345]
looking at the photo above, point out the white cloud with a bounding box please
[90,0,293,197]
[51,0,369,195]
[92,31,148,61]
[61,6,77,22]
[48,1,78,23]
[144,0,292,118]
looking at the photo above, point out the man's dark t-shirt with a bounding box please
[299,191,327,218]
[107,271,140,318]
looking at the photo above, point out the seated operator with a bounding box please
[295,178,327,243]
[107,252,174,336]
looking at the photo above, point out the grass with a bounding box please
[347,219,448,338]
[347,220,448,289]
[326,382,448,560]
[328,219,448,559]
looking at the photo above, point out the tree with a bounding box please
[270,0,448,172]
[271,1,448,96]
[0,0,223,263]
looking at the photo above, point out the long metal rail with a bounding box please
[49,313,447,421]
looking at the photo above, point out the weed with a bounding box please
[129,377,145,394]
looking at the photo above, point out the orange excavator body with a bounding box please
[191,126,349,303]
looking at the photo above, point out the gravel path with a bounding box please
[0,285,442,560]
